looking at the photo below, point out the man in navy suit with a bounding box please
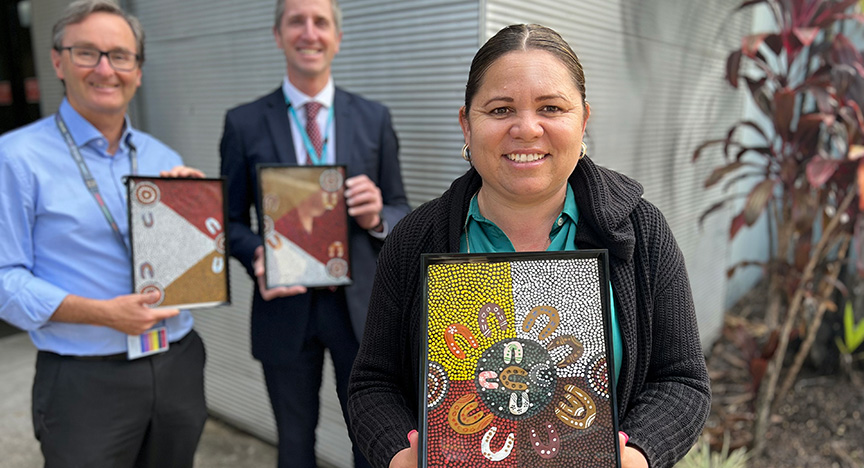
[219,0,409,466]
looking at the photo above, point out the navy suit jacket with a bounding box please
[220,87,410,364]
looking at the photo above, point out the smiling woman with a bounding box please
[458,49,589,251]
[347,24,711,468]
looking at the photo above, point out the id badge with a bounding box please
[127,326,169,360]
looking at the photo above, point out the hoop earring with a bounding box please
[578,141,588,160]
[461,143,472,162]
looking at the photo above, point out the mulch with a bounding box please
[702,286,864,467]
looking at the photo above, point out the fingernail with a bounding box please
[407,429,417,441]
[619,431,629,445]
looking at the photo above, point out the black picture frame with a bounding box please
[126,176,231,309]
[420,250,621,467]
[257,164,352,288]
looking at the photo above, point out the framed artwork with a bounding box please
[127,176,230,309]
[258,164,351,288]
[421,251,620,468]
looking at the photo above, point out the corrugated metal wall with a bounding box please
[24,1,753,466]
[30,0,67,116]
[128,1,481,466]
[484,0,751,347]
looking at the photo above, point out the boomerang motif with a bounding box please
[477,370,499,390]
[529,362,553,387]
[554,384,596,429]
[477,302,507,338]
[481,427,515,462]
[503,341,523,364]
[447,393,494,435]
[499,365,528,392]
[327,241,345,258]
[529,422,560,459]
[444,323,478,359]
[509,391,530,415]
[546,334,584,368]
[521,305,560,341]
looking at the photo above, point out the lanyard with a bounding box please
[55,113,136,250]
[286,99,334,166]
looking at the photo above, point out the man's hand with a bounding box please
[101,291,180,335]
[253,245,307,300]
[52,291,179,336]
[345,174,383,231]
[160,165,205,178]
[389,430,419,468]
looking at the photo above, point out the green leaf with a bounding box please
[844,301,864,353]
[837,336,850,355]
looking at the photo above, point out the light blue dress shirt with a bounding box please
[460,184,624,380]
[0,99,194,356]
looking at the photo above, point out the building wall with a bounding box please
[484,0,752,348]
[25,1,755,466]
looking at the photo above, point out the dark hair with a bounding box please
[274,0,342,32]
[464,24,586,112]
[52,0,145,65]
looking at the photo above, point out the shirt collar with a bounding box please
[58,98,136,155]
[281,75,335,110]
[559,184,579,226]
[465,185,579,230]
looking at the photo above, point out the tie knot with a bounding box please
[305,101,323,120]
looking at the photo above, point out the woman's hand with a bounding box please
[389,430,419,468]
[620,432,649,468]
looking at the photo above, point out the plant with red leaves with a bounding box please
[693,0,864,456]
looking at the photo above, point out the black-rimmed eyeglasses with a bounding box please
[55,46,140,72]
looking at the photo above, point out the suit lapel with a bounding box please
[334,88,355,173]
[264,88,297,164]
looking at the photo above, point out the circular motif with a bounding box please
[263,194,280,214]
[586,354,610,399]
[319,169,344,193]
[475,338,557,420]
[215,232,226,254]
[262,215,275,236]
[139,283,165,307]
[326,258,348,278]
[134,181,160,205]
[427,361,449,410]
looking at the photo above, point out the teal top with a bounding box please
[459,184,623,380]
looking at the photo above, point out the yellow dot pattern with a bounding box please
[427,262,516,380]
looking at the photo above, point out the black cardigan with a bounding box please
[348,157,710,468]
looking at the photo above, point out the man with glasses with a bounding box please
[220,0,409,466]
[0,1,207,466]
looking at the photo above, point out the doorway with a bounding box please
[0,0,40,135]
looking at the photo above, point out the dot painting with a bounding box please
[128,177,229,309]
[258,165,351,288]
[423,256,617,467]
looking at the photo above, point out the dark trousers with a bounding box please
[261,289,371,468]
[32,330,207,468]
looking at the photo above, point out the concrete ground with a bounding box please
[0,332,277,468]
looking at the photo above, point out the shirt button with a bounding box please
[557,217,564,226]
